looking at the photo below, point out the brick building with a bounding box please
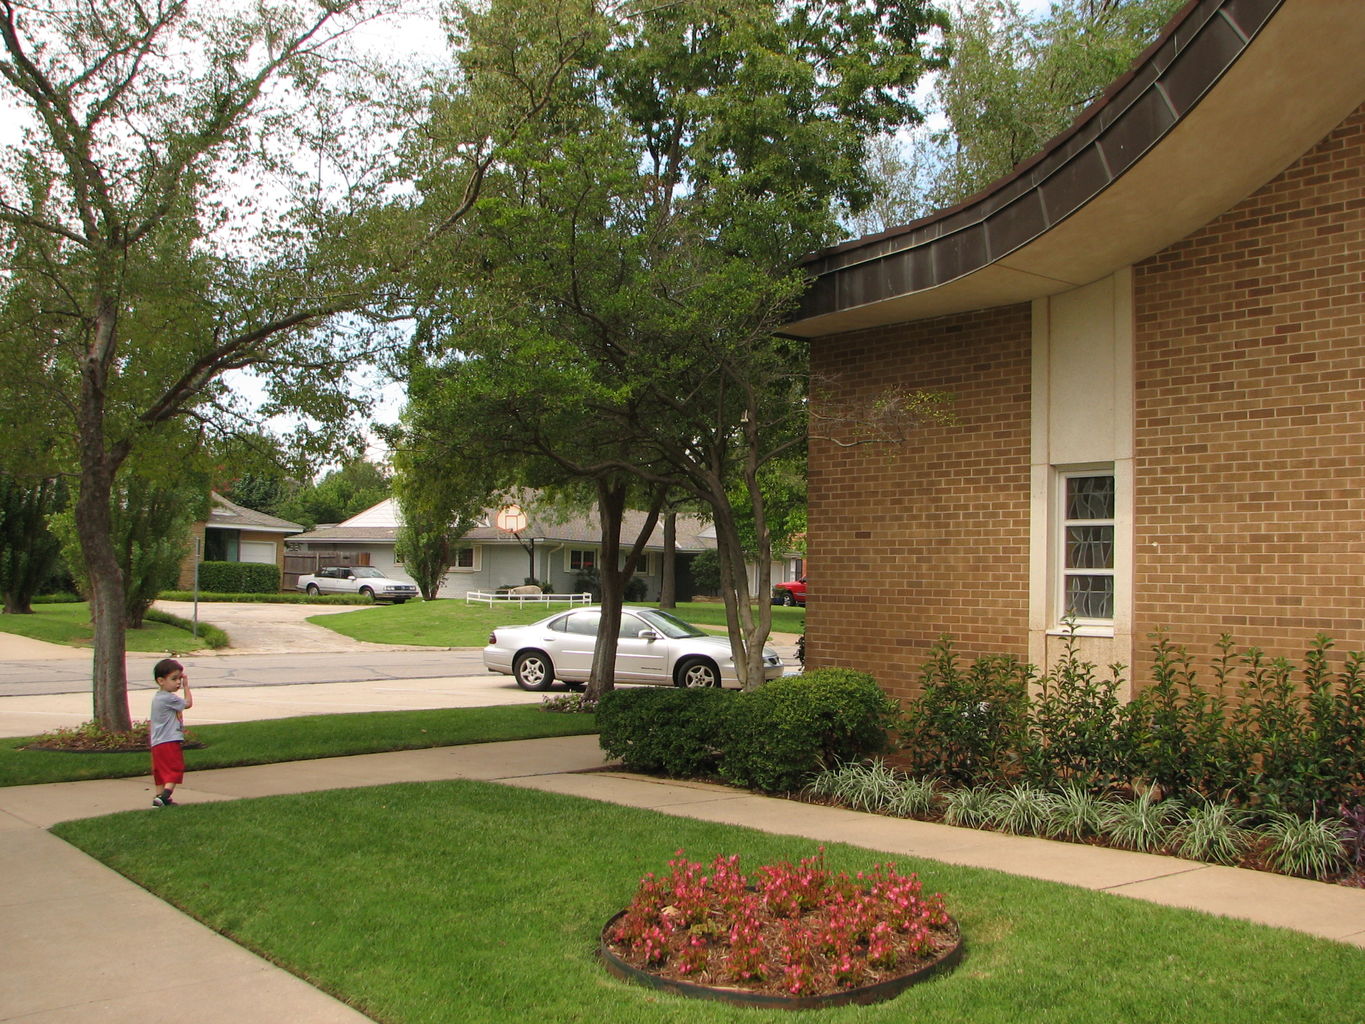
[786,0,1365,701]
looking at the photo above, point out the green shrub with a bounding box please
[1021,625,1129,790]
[196,561,280,594]
[898,638,1030,786]
[718,668,898,793]
[596,687,731,777]
[159,590,369,604]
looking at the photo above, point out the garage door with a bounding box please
[240,540,277,565]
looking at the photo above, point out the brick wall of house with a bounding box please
[176,522,208,590]
[806,304,1033,702]
[1131,102,1365,684]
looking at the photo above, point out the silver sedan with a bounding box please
[482,605,784,691]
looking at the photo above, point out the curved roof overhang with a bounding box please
[783,0,1365,338]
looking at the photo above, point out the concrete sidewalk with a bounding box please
[4,735,1365,1024]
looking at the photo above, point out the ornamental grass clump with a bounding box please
[1259,813,1348,880]
[605,849,957,998]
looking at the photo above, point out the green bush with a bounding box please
[898,638,1030,786]
[894,629,1365,820]
[159,590,369,604]
[1020,628,1129,791]
[195,561,281,594]
[719,668,899,793]
[597,687,731,776]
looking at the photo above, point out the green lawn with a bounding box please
[2,705,596,787]
[311,598,806,648]
[0,602,215,653]
[54,781,1365,1024]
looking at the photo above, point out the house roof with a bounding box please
[287,498,717,553]
[783,0,1365,335]
[207,493,303,535]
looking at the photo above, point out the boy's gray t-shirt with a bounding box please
[150,690,187,746]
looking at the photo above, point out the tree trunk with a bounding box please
[585,481,665,702]
[585,481,627,703]
[77,465,132,731]
[660,510,677,608]
[77,311,133,733]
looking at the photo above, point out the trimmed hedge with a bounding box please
[597,687,731,777]
[159,590,370,605]
[195,561,280,594]
[719,669,899,792]
[596,668,899,794]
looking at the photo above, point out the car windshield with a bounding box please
[635,608,706,639]
[349,567,384,578]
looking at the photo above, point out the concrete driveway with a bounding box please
[152,600,436,655]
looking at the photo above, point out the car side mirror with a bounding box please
[637,629,661,641]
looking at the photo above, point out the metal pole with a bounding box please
[192,536,201,638]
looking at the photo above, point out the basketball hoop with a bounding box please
[496,504,529,534]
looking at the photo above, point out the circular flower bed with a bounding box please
[601,850,961,1007]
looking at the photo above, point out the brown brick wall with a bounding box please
[806,304,1033,702]
[1131,102,1365,681]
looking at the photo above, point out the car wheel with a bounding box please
[780,592,795,606]
[514,651,555,691]
[360,586,375,601]
[675,657,720,688]
[306,583,320,596]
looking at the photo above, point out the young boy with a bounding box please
[149,658,193,807]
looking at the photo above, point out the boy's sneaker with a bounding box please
[152,796,166,807]
[161,796,176,806]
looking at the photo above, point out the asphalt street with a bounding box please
[0,648,490,697]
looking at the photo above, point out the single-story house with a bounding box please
[786,0,1365,701]
[286,499,802,601]
[177,493,304,589]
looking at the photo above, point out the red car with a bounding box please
[772,577,806,607]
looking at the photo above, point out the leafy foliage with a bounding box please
[720,668,900,792]
[0,474,66,614]
[597,687,732,777]
[897,638,1029,785]
[400,0,950,693]
[196,561,280,595]
[50,468,209,628]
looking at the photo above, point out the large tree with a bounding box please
[0,0,598,730]
[402,0,950,693]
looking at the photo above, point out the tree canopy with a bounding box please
[843,0,1184,235]
[0,0,599,729]
[398,0,949,692]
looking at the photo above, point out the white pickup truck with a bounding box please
[296,566,418,603]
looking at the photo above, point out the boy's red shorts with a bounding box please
[151,741,185,785]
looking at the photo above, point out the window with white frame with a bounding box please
[449,546,477,571]
[1058,470,1115,624]
[568,549,596,571]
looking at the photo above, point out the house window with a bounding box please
[569,549,596,571]
[451,546,477,571]
[204,529,239,562]
[1059,470,1115,624]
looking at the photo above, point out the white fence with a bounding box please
[465,590,593,607]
